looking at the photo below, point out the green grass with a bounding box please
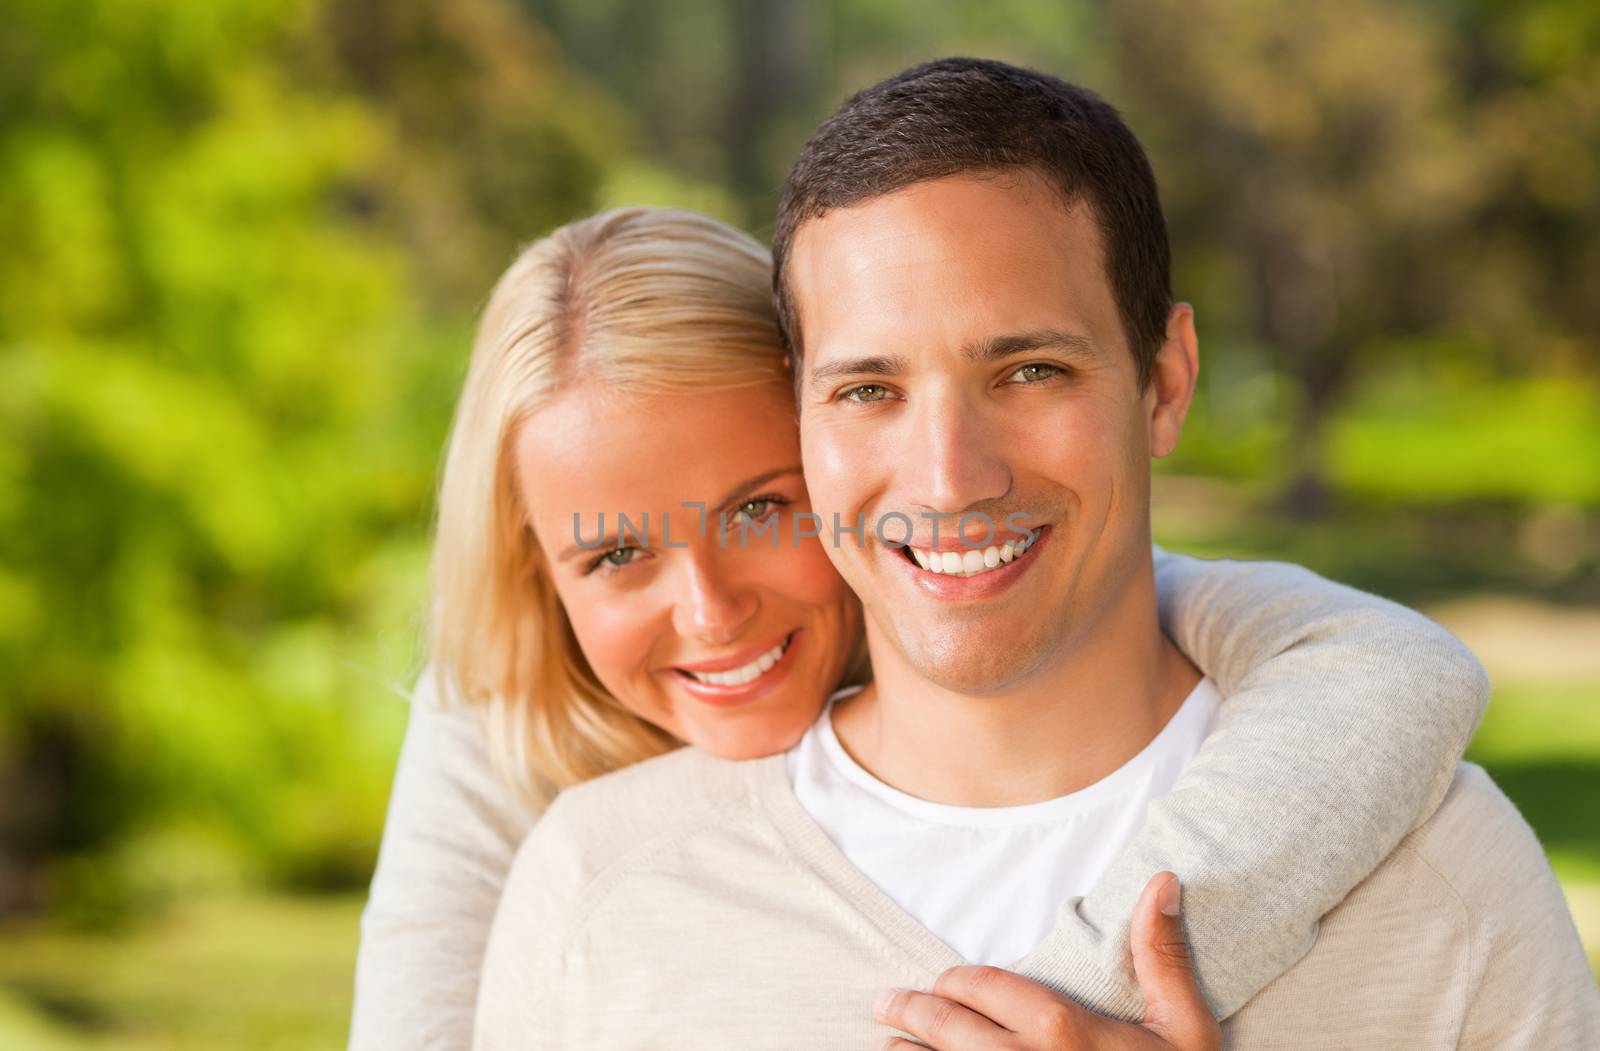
[1328,376,1600,508]
[0,894,363,1050]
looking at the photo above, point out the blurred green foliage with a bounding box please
[0,0,625,920]
[0,0,1594,991]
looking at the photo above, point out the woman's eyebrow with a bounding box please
[556,525,630,562]
[554,466,804,562]
[710,465,804,512]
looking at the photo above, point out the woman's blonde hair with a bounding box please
[430,206,854,808]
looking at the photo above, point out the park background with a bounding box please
[1,0,1597,1045]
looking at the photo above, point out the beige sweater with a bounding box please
[476,751,1599,1049]
[352,552,1495,1047]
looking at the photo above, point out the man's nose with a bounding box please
[905,387,1013,517]
[671,555,760,646]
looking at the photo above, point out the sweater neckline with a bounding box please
[744,753,1141,1008]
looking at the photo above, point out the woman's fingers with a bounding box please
[1130,871,1222,1050]
[874,985,1011,1049]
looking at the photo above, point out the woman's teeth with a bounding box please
[907,535,1034,578]
[684,637,789,686]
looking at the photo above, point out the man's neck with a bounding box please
[830,562,1202,808]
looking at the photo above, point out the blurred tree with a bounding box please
[322,0,626,303]
[522,0,821,232]
[0,0,620,920]
[1108,0,1600,514]
[724,0,817,218]
[1447,0,1600,373]
[520,0,1108,230]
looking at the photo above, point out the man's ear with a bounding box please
[782,353,792,373]
[1146,303,1199,459]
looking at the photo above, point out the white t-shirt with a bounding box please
[786,678,1221,968]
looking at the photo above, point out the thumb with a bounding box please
[1131,872,1220,1048]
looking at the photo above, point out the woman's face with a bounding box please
[516,379,862,759]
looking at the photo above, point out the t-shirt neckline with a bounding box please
[812,678,1220,828]
[751,676,1219,982]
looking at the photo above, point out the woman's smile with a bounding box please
[667,629,801,706]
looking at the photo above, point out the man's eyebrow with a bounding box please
[962,329,1100,363]
[806,355,909,393]
[806,333,1097,394]
[554,466,804,562]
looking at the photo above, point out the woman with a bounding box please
[349,208,1486,1049]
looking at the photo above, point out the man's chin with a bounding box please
[896,626,1055,697]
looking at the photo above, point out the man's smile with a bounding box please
[887,524,1053,601]
[902,530,1038,577]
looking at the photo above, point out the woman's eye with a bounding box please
[732,498,775,524]
[727,495,789,535]
[842,383,892,403]
[587,547,642,574]
[1006,362,1063,384]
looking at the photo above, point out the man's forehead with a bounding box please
[788,176,1113,368]
[793,170,1088,261]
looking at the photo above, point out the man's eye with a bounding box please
[587,547,642,574]
[842,383,892,403]
[1006,363,1063,384]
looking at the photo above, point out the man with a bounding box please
[475,59,1598,1048]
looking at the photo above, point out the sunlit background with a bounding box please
[2,0,1596,1046]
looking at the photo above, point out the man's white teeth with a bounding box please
[908,537,1032,577]
[686,637,788,686]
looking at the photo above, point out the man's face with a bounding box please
[791,171,1189,694]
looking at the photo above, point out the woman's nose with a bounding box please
[671,556,760,646]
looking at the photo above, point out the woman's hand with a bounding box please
[874,872,1221,1050]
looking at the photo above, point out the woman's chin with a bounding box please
[684,707,821,761]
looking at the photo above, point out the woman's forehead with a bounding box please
[515,384,802,524]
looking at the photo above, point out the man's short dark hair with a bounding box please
[773,57,1172,388]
